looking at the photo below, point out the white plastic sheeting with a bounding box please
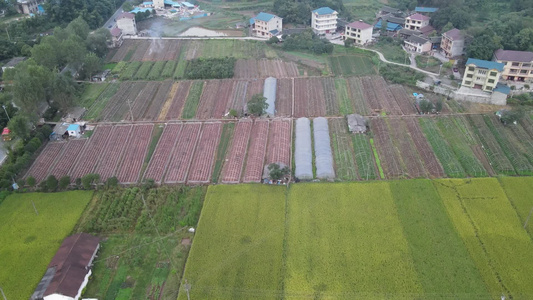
[313,117,335,179]
[263,77,276,116]
[294,117,313,179]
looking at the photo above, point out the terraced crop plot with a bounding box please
[328,55,376,76]
[329,118,359,180]
[110,39,183,62]
[221,120,252,183]
[181,179,533,299]
[234,59,299,78]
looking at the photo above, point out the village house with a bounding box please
[109,27,123,48]
[414,7,438,14]
[31,233,100,300]
[441,28,465,58]
[116,12,137,35]
[462,58,504,92]
[404,13,430,31]
[493,49,533,82]
[344,21,373,45]
[311,7,338,35]
[404,34,431,53]
[378,6,404,17]
[15,0,44,14]
[250,12,282,38]
[2,57,26,73]
[375,14,404,32]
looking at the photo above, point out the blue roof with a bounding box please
[466,58,505,72]
[130,7,153,13]
[374,20,402,31]
[312,7,335,15]
[182,1,195,8]
[249,17,255,25]
[143,1,153,5]
[164,0,180,6]
[270,29,279,35]
[255,12,275,22]
[494,83,511,95]
[415,7,438,13]
[37,4,44,13]
[67,124,80,131]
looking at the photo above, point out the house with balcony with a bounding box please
[462,58,504,92]
[109,27,123,48]
[344,21,373,45]
[16,0,45,14]
[404,35,431,53]
[250,12,282,38]
[404,13,430,31]
[441,28,465,58]
[493,49,533,82]
[311,7,338,35]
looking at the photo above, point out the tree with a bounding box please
[418,99,434,114]
[46,175,58,192]
[268,163,290,180]
[7,115,30,140]
[59,176,71,190]
[86,28,112,57]
[66,16,90,40]
[27,176,36,187]
[11,59,52,116]
[51,73,78,112]
[122,2,133,12]
[31,36,62,70]
[435,99,443,112]
[62,35,87,67]
[81,52,102,80]
[467,34,501,60]
[105,176,119,189]
[266,36,279,44]
[82,173,100,189]
[500,109,525,125]
[247,94,268,116]
[442,22,454,33]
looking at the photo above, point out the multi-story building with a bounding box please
[344,21,373,45]
[462,58,504,92]
[404,13,430,30]
[109,27,123,48]
[493,49,533,82]
[116,12,137,36]
[441,28,465,58]
[311,7,338,35]
[250,12,282,38]
[16,0,45,14]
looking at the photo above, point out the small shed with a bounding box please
[346,114,367,133]
[67,124,81,138]
[1,127,11,141]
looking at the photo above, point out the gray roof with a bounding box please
[3,57,26,68]
[399,28,420,37]
[407,34,429,45]
[494,49,533,63]
[380,6,402,14]
[382,15,405,24]
[443,28,463,41]
[347,114,367,132]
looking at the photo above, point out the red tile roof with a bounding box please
[443,28,463,41]
[346,20,372,30]
[118,12,135,20]
[110,27,122,37]
[408,13,430,21]
[494,49,533,63]
[44,233,100,298]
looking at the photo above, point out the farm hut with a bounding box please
[31,233,100,300]
[313,117,335,179]
[67,124,82,138]
[295,117,313,180]
[1,127,11,141]
[347,114,367,133]
[263,77,276,116]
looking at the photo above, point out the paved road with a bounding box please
[103,3,128,30]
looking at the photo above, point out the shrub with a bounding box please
[247,94,268,116]
[59,176,71,190]
[184,57,236,80]
[268,163,290,180]
[26,176,36,187]
[105,176,119,189]
[82,173,100,190]
[46,175,58,192]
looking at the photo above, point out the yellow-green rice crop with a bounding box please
[178,184,286,300]
[0,191,93,300]
[499,177,533,237]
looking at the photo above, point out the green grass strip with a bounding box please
[335,78,352,115]
[211,122,235,183]
[369,137,384,179]
[181,81,203,119]
[123,48,135,61]
[85,83,120,121]
[133,61,154,80]
[161,60,177,79]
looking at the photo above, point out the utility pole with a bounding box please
[524,206,533,229]
[127,99,134,122]
[184,279,191,300]
[0,285,7,300]
[2,105,10,122]
[5,28,9,41]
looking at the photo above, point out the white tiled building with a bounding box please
[462,58,504,92]
[250,12,282,38]
[493,49,533,83]
[344,21,373,45]
[311,7,338,35]
[404,13,430,31]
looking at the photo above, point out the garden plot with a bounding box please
[293,78,327,117]
[225,80,248,114]
[164,123,202,183]
[321,77,340,115]
[48,139,87,179]
[266,118,291,166]
[371,77,402,115]
[94,125,133,181]
[234,59,299,78]
[275,78,292,116]
[329,118,359,180]
[164,81,192,120]
[388,118,426,178]
[116,124,154,184]
[142,81,173,120]
[243,120,269,183]
[346,77,371,115]
[370,118,404,178]
[110,39,139,62]
[143,123,182,183]
[70,126,113,180]
[403,118,445,178]
[100,82,147,121]
[25,142,66,182]
[187,123,223,183]
[327,55,376,76]
[389,85,416,114]
[220,120,253,183]
[361,76,381,111]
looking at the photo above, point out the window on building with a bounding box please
[512,62,520,66]
[478,70,487,75]
[468,66,475,71]
[488,79,494,83]
[522,63,531,68]
[520,70,528,74]
[489,71,497,77]
[467,74,473,78]
[485,86,493,91]
[465,81,472,85]
[476,77,481,80]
